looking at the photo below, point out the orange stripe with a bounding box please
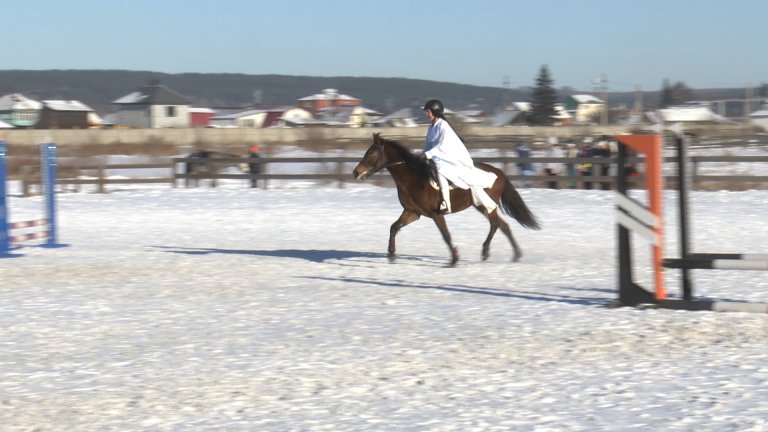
[615,134,666,300]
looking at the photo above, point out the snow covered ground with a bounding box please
[1,181,767,431]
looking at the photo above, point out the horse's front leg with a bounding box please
[389,210,420,262]
[432,214,459,266]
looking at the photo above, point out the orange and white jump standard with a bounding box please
[615,133,768,313]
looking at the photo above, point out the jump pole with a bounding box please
[615,132,768,313]
[0,141,64,256]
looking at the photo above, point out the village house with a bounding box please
[0,93,43,128]
[315,105,381,128]
[649,102,732,124]
[296,88,361,116]
[208,106,313,128]
[369,108,419,127]
[564,94,604,123]
[189,107,216,127]
[36,100,98,129]
[112,84,191,128]
[295,89,384,127]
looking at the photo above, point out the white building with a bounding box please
[208,107,313,128]
[112,84,191,128]
[749,106,768,131]
[564,94,604,123]
[0,93,43,128]
[651,103,732,124]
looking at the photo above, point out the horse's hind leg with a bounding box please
[481,216,500,261]
[389,210,420,262]
[482,210,522,262]
[498,217,523,262]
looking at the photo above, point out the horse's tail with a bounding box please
[499,175,541,230]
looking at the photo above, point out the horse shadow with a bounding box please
[298,275,611,307]
[151,246,611,306]
[151,245,441,266]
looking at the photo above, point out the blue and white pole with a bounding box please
[41,143,58,247]
[0,140,9,253]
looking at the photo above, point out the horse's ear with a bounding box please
[373,132,380,140]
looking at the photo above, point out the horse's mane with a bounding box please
[378,136,431,180]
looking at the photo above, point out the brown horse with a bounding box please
[353,133,540,266]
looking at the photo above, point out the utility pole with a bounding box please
[745,83,752,124]
[502,75,511,111]
[592,74,609,125]
[633,85,643,118]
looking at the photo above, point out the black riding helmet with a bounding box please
[423,99,444,118]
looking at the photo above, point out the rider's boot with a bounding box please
[437,174,452,214]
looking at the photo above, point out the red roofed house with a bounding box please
[189,108,216,127]
[296,88,361,117]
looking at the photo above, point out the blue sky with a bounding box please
[5,0,766,92]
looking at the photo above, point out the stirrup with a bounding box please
[437,200,450,214]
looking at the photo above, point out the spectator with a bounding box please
[543,138,564,189]
[516,143,533,187]
[248,145,262,188]
[578,137,595,190]
[564,140,579,188]
[593,136,612,190]
[624,147,639,177]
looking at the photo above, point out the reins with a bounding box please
[384,161,404,168]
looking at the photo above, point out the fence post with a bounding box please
[170,161,177,188]
[337,160,345,189]
[0,141,9,253]
[97,165,106,193]
[41,143,59,247]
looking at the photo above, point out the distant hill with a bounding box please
[0,69,756,116]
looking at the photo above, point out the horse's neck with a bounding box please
[387,163,425,194]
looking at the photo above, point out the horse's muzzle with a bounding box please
[353,164,370,181]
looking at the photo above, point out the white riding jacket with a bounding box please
[424,118,496,189]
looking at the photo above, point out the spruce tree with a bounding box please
[529,65,559,126]
[659,79,696,107]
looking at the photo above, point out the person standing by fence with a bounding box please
[543,138,564,189]
[564,140,579,188]
[516,143,533,188]
[593,137,612,190]
[578,137,595,190]
[248,145,262,188]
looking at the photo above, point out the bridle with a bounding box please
[363,142,404,175]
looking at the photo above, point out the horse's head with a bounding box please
[353,133,390,181]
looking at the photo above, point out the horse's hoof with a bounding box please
[448,247,459,266]
[388,254,396,263]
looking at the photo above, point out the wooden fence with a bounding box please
[17,155,768,196]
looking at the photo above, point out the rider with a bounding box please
[422,99,497,214]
